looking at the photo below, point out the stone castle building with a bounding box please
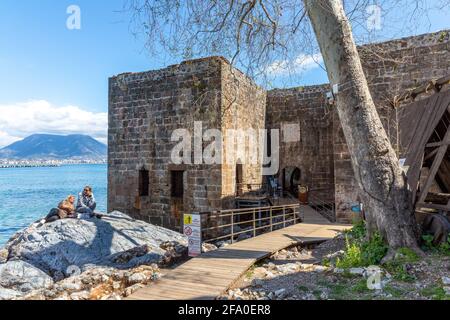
[108,30,450,231]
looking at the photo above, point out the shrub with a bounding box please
[336,236,364,268]
[422,235,450,256]
[360,232,388,266]
[336,228,388,268]
[346,220,366,242]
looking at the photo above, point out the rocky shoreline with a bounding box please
[0,211,187,300]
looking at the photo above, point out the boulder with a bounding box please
[4,211,187,279]
[0,288,22,300]
[0,260,53,293]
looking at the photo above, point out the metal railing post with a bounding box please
[231,211,234,244]
[270,207,273,232]
[253,209,256,238]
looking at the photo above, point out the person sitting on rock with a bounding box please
[76,186,102,219]
[45,195,77,223]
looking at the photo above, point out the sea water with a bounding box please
[0,164,107,246]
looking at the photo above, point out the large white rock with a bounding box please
[4,211,187,279]
[0,260,53,293]
[0,287,22,300]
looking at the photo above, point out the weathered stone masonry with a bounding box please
[333,30,450,222]
[108,57,265,231]
[109,30,450,229]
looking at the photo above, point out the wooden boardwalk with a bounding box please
[127,206,350,300]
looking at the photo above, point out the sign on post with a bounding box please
[183,213,201,257]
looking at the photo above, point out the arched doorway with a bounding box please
[281,166,301,196]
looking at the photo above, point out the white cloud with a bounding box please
[0,100,107,148]
[267,53,323,76]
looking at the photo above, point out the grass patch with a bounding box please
[328,283,349,299]
[384,285,405,299]
[297,285,309,292]
[312,289,322,299]
[422,235,450,256]
[396,247,420,262]
[384,262,416,283]
[245,265,256,278]
[351,279,371,294]
[383,247,420,283]
[421,286,450,300]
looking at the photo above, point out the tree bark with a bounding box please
[303,0,421,253]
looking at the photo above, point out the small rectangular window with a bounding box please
[171,171,184,198]
[139,169,149,197]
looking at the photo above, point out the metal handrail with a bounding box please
[202,204,302,243]
[308,192,336,222]
[201,203,299,217]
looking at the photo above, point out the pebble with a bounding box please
[128,272,147,284]
[274,289,286,298]
[313,265,328,273]
[349,267,365,275]
[70,291,90,300]
[124,284,145,297]
[201,243,218,253]
[442,277,450,286]
[60,282,83,292]
[276,263,298,273]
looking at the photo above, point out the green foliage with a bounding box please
[351,279,371,294]
[421,235,450,256]
[421,286,449,300]
[396,247,420,262]
[360,233,388,266]
[438,31,449,42]
[321,257,331,267]
[346,220,366,242]
[384,262,416,282]
[336,236,364,268]
[336,222,388,268]
[383,250,418,283]
[297,285,309,292]
[384,285,405,298]
[328,283,349,299]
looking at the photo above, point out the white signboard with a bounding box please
[184,213,202,257]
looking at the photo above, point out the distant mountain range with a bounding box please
[0,134,107,160]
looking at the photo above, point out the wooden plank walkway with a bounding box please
[127,206,350,300]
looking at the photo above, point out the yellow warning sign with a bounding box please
[184,214,192,225]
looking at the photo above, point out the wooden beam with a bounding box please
[424,148,439,161]
[416,202,450,211]
[426,141,450,148]
[417,125,450,204]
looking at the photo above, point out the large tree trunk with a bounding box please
[304,0,421,254]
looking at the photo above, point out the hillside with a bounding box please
[0,134,107,160]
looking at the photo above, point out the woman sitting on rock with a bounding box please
[76,186,101,219]
[45,195,77,223]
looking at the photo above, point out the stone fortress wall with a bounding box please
[109,30,450,229]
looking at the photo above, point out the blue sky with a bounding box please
[0,0,448,147]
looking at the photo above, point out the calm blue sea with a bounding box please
[0,164,107,246]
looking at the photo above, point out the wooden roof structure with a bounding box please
[398,76,450,212]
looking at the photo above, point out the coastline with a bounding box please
[0,160,107,169]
